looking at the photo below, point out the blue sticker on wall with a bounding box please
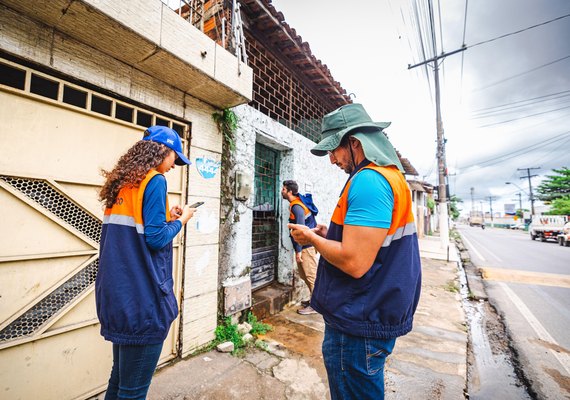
[195,157,221,179]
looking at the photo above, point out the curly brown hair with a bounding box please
[99,140,172,208]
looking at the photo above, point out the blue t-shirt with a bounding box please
[345,169,394,228]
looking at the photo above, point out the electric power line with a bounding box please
[477,104,570,128]
[468,13,570,49]
[458,131,570,170]
[471,91,570,119]
[471,96,570,119]
[473,55,570,92]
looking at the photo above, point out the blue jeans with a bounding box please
[104,343,163,400]
[323,324,396,400]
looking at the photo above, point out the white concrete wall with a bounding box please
[220,105,347,301]
[0,6,225,356]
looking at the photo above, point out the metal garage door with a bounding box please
[0,59,189,400]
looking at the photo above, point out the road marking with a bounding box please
[499,282,570,375]
[481,267,570,289]
[460,234,486,262]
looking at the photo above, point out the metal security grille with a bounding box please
[251,143,279,290]
[0,260,98,342]
[0,175,101,342]
[0,175,101,242]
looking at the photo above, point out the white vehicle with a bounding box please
[558,222,570,247]
[529,215,569,242]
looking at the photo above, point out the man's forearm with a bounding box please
[308,233,361,277]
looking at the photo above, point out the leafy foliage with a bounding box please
[213,313,273,356]
[545,196,570,215]
[212,108,239,150]
[536,167,570,203]
[214,317,243,351]
[449,195,463,221]
[247,312,272,335]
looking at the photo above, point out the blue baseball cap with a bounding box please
[143,125,191,166]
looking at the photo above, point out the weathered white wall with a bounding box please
[220,105,347,302]
[0,6,227,356]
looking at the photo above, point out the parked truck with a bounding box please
[558,221,570,247]
[529,215,569,242]
[468,211,485,229]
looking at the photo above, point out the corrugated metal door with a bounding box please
[0,60,188,400]
[251,143,280,290]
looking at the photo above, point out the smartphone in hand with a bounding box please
[189,201,204,208]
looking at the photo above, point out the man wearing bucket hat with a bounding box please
[289,104,422,400]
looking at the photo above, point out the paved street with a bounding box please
[458,224,570,399]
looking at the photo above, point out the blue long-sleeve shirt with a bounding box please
[290,204,306,253]
[143,174,182,250]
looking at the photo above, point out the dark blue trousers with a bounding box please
[104,343,163,400]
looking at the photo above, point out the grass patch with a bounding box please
[247,312,273,335]
[213,312,273,356]
[444,280,459,293]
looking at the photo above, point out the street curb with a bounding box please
[454,237,488,301]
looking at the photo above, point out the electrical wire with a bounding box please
[458,131,570,170]
[471,90,570,114]
[467,13,570,49]
[477,105,570,128]
[459,0,469,103]
[472,95,570,119]
[473,55,570,92]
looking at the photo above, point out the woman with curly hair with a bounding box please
[96,125,196,400]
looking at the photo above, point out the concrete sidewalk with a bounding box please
[148,236,467,400]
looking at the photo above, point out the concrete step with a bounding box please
[251,282,292,320]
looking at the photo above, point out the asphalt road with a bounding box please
[457,224,570,399]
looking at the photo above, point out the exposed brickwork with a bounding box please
[246,33,334,143]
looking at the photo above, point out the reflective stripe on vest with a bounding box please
[103,169,170,232]
[331,163,416,241]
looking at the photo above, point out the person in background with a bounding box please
[289,104,422,400]
[96,126,197,400]
[281,180,319,315]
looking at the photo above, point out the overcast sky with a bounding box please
[271,0,570,216]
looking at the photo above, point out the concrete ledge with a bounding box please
[251,283,292,320]
[1,0,252,108]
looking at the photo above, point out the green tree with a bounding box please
[546,196,570,215]
[449,195,463,221]
[536,167,570,202]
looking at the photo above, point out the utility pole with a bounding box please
[487,196,497,227]
[518,167,540,215]
[409,47,466,250]
[470,187,475,212]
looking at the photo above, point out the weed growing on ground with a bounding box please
[247,312,273,335]
[213,313,273,356]
[444,280,459,293]
[214,317,243,352]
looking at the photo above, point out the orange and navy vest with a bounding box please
[96,170,179,345]
[311,162,422,339]
[289,197,317,250]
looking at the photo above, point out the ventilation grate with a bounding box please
[0,175,101,242]
[0,175,102,342]
[0,260,99,342]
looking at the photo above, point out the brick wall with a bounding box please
[246,33,333,143]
